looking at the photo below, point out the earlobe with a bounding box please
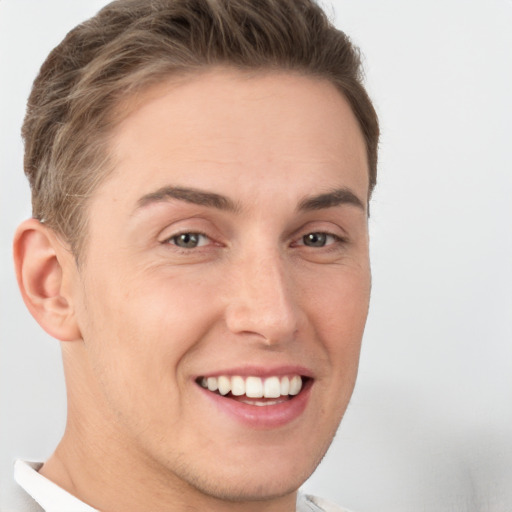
[13,219,81,342]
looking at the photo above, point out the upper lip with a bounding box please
[197,365,314,380]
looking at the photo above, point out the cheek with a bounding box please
[306,266,370,393]
[309,264,371,339]
[76,271,216,406]
[73,289,209,444]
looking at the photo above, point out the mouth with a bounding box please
[196,374,310,406]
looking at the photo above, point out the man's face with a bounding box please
[68,69,370,501]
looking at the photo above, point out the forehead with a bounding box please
[94,68,369,214]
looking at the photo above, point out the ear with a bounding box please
[13,219,81,342]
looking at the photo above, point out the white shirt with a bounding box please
[14,460,350,512]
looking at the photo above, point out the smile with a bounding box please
[195,370,313,428]
[198,375,303,405]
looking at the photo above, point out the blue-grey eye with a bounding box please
[303,233,328,247]
[171,233,203,249]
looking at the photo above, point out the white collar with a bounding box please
[14,460,98,512]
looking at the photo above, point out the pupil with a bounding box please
[304,233,326,247]
[177,233,198,248]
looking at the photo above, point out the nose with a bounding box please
[224,249,300,345]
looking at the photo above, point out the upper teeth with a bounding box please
[200,375,303,398]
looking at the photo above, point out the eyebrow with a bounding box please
[135,185,365,214]
[297,188,365,212]
[136,186,240,212]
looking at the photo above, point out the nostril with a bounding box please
[224,303,299,345]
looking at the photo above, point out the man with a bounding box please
[12,0,379,510]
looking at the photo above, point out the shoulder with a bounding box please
[297,492,354,512]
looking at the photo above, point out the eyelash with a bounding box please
[162,230,347,251]
[163,231,212,250]
[296,232,346,248]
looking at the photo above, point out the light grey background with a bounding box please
[1,1,511,511]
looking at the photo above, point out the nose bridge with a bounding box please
[225,245,299,344]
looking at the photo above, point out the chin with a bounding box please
[158,432,333,504]
[179,464,311,503]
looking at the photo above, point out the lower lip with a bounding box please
[196,380,313,429]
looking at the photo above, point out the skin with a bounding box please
[14,69,371,512]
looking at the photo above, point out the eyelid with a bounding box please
[157,216,219,244]
[162,231,211,246]
[289,219,349,244]
[293,232,346,247]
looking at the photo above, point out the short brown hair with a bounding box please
[22,0,379,258]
